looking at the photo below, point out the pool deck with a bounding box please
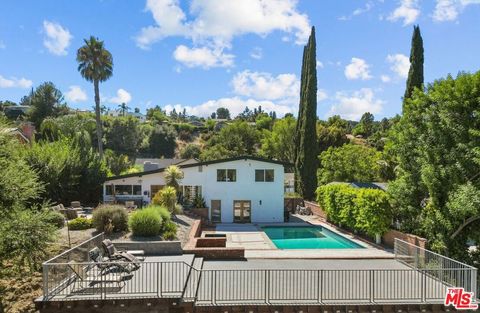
[207,218,395,259]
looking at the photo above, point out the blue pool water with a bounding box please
[262,225,364,249]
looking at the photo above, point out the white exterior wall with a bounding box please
[104,159,284,223]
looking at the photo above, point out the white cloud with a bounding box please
[137,0,310,48]
[317,89,328,102]
[386,53,410,78]
[327,88,384,120]
[109,89,132,104]
[65,85,88,102]
[340,1,374,20]
[381,75,392,83]
[164,97,295,118]
[433,0,480,22]
[42,21,72,56]
[316,60,324,68]
[173,45,234,68]
[344,57,372,80]
[232,70,299,101]
[250,47,263,60]
[0,75,33,88]
[388,0,420,25]
[136,0,310,67]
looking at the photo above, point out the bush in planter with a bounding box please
[92,205,128,233]
[68,217,93,230]
[129,207,163,237]
[162,220,177,240]
[43,210,65,228]
[192,195,207,208]
[148,205,171,222]
[152,186,177,213]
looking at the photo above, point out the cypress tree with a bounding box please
[295,26,318,200]
[403,25,424,105]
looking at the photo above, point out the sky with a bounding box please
[0,0,479,121]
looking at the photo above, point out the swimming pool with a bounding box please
[262,225,364,249]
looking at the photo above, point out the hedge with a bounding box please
[316,184,392,237]
[68,217,94,230]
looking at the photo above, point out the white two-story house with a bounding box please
[103,156,287,223]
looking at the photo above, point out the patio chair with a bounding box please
[67,261,132,295]
[101,239,143,270]
[88,247,135,274]
[124,201,137,210]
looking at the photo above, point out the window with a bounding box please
[217,169,237,182]
[106,185,114,195]
[182,185,202,202]
[255,169,274,182]
[133,185,142,195]
[113,185,142,195]
[115,185,132,195]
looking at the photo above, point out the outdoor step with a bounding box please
[182,257,204,301]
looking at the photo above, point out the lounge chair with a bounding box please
[67,261,132,295]
[101,239,143,269]
[88,247,135,274]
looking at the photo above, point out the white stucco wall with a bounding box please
[104,158,285,223]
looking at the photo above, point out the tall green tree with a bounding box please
[260,116,296,163]
[77,36,113,158]
[390,72,480,262]
[403,25,424,105]
[26,82,68,128]
[294,26,318,200]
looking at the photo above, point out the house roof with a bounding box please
[106,156,292,181]
[328,181,388,191]
[135,158,193,168]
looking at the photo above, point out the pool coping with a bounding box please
[205,221,394,259]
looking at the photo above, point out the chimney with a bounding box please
[144,162,159,172]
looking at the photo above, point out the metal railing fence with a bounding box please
[394,238,477,295]
[41,237,478,305]
[42,261,476,305]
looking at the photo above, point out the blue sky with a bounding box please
[0,0,479,120]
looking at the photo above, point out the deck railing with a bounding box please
[394,238,477,295]
[41,237,478,305]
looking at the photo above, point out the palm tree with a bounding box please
[164,165,183,191]
[76,36,113,158]
[118,102,130,116]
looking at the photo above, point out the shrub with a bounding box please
[129,208,163,237]
[68,217,93,230]
[316,184,392,237]
[43,210,65,228]
[0,209,57,271]
[92,205,128,233]
[152,186,177,213]
[192,195,207,208]
[354,189,392,237]
[162,220,177,240]
[149,205,171,222]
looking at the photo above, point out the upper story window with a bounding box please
[217,169,237,182]
[255,169,274,182]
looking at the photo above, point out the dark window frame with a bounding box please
[255,169,274,182]
[217,169,237,182]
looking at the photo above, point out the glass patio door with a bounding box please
[233,200,251,223]
[211,200,221,223]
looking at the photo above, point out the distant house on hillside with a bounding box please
[0,122,35,144]
[3,105,30,120]
[107,110,146,123]
[328,181,388,191]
